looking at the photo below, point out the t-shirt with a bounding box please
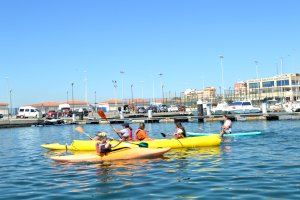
[174,128,185,138]
[223,119,232,129]
[120,128,132,140]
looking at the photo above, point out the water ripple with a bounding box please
[0,121,300,199]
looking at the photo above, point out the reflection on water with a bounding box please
[1,120,300,199]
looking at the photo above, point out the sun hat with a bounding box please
[96,132,107,138]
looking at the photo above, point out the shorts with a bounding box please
[224,129,232,134]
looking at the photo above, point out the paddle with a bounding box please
[75,126,94,140]
[97,109,148,148]
[97,110,122,139]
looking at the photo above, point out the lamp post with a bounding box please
[219,55,224,101]
[84,70,88,104]
[158,73,163,103]
[162,84,165,104]
[71,82,74,111]
[67,91,69,103]
[94,91,97,112]
[9,89,12,120]
[112,80,118,109]
[120,70,125,106]
[140,81,144,106]
[254,60,259,79]
[152,79,155,103]
[280,57,283,75]
[130,84,134,108]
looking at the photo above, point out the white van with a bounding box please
[17,106,42,118]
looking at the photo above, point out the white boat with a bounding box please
[211,102,228,115]
[267,99,284,112]
[284,100,300,112]
[225,101,261,114]
[293,100,300,112]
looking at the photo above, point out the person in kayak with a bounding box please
[220,115,232,137]
[173,122,186,139]
[93,131,108,140]
[134,122,150,141]
[95,132,112,154]
[114,123,133,141]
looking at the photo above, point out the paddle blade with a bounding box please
[97,109,107,120]
[75,126,84,133]
[161,133,167,138]
[138,142,148,148]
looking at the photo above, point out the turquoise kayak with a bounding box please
[187,131,262,137]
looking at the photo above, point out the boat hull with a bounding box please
[51,147,170,163]
[187,131,262,137]
[42,135,221,151]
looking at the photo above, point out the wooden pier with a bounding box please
[1,112,300,128]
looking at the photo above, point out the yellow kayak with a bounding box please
[41,135,221,151]
[51,147,171,163]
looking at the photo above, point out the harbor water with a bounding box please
[0,120,300,199]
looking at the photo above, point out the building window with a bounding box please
[262,81,274,88]
[249,82,260,88]
[277,80,289,86]
[292,80,300,85]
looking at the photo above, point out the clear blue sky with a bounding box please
[0,0,299,106]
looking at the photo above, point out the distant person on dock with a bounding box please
[115,123,133,141]
[134,122,150,141]
[220,115,232,137]
[173,122,186,139]
[95,132,112,154]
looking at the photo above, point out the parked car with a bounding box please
[177,105,186,112]
[17,106,42,118]
[158,105,168,112]
[72,108,89,117]
[46,110,58,118]
[168,105,179,112]
[137,106,146,113]
[146,105,158,113]
[0,114,3,119]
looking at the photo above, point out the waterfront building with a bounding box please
[100,98,151,111]
[0,102,8,116]
[183,87,216,103]
[246,73,300,102]
[30,100,89,113]
[234,82,248,100]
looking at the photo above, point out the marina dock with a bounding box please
[1,112,300,128]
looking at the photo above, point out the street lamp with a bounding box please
[112,80,118,109]
[219,55,224,101]
[152,79,155,103]
[84,70,88,104]
[280,57,283,75]
[158,73,163,103]
[140,81,144,106]
[120,70,125,106]
[94,91,97,111]
[71,82,74,111]
[9,89,12,120]
[67,91,69,103]
[130,84,134,103]
[254,60,259,79]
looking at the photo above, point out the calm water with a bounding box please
[0,120,300,199]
